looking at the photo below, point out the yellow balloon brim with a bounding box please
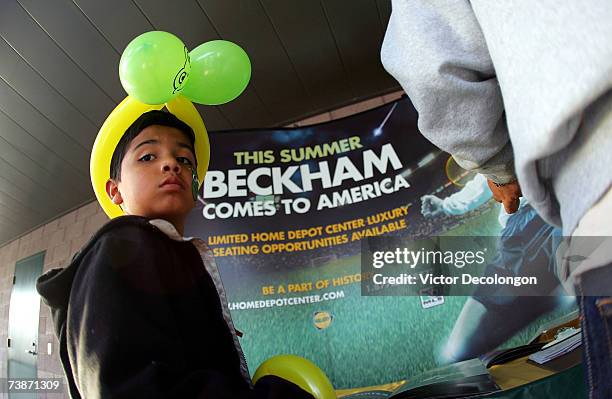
[253,355,336,399]
[90,95,210,219]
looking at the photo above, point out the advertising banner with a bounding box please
[185,97,576,388]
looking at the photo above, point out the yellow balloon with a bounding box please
[90,95,209,219]
[253,355,336,399]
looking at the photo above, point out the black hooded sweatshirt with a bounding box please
[36,215,313,399]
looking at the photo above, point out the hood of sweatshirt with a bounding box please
[36,216,152,332]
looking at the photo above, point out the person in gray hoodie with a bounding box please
[381,1,612,398]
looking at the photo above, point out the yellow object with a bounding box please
[445,155,476,187]
[313,311,333,330]
[336,380,405,398]
[90,95,209,218]
[253,354,336,399]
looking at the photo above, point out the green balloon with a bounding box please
[119,31,191,104]
[182,40,251,105]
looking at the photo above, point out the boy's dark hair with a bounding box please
[110,110,196,181]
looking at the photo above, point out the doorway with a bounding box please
[7,251,44,399]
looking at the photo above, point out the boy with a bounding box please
[36,110,314,398]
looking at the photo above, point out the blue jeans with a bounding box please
[576,265,612,399]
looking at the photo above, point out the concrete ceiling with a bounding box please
[0,0,399,246]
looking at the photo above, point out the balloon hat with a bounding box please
[90,95,210,218]
[91,31,251,218]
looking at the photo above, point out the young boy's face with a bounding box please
[106,125,197,231]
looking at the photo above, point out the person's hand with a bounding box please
[421,195,444,218]
[486,179,522,214]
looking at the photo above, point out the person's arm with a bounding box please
[68,224,312,399]
[381,0,516,185]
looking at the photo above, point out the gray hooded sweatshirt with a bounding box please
[381,0,612,236]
